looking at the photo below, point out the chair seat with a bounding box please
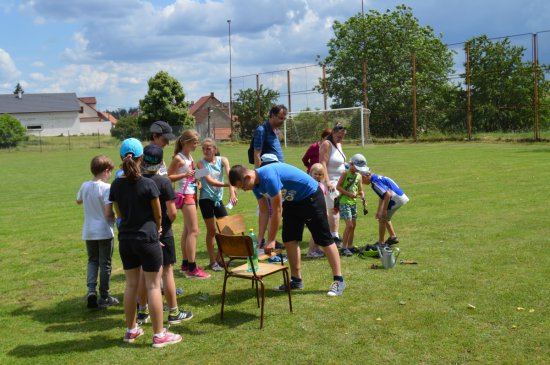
[230,262,286,278]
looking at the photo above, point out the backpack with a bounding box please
[247,123,268,164]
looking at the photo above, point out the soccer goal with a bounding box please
[285,106,372,147]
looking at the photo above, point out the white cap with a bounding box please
[260,153,279,163]
[350,153,369,174]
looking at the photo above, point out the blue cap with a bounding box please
[120,138,143,158]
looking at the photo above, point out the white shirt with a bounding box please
[77,180,114,240]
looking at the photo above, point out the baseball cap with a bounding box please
[142,144,164,172]
[150,120,176,140]
[350,153,369,174]
[120,138,143,159]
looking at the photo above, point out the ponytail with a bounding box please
[122,155,141,182]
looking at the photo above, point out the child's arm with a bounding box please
[150,198,162,234]
[167,155,190,182]
[104,202,115,225]
[166,200,177,223]
[335,171,348,196]
[222,156,238,205]
[358,177,364,198]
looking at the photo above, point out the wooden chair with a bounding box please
[215,233,292,329]
[216,214,247,235]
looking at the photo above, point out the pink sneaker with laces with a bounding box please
[186,266,211,279]
[152,330,182,348]
[123,326,144,343]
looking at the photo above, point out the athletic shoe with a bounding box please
[124,326,144,343]
[327,280,346,297]
[87,292,98,309]
[167,309,193,324]
[273,280,304,292]
[385,237,400,245]
[340,248,353,257]
[175,287,184,296]
[136,311,150,325]
[275,241,285,250]
[333,236,343,248]
[209,262,223,272]
[349,246,361,254]
[152,330,182,348]
[179,264,189,274]
[306,251,324,258]
[186,267,211,279]
[98,296,119,308]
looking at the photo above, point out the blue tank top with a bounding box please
[199,157,224,202]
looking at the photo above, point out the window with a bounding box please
[80,106,84,113]
[26,125,43,131]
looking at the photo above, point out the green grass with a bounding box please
[1,142,549,364]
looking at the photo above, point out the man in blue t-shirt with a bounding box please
[229,163,346,296]
[252,105,287,167]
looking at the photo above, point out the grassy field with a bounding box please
[0,141,548,364]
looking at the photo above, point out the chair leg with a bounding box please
[221,274,229,320]
[260,280,266,329]
[255,279,260,308]
[284,270,293,313]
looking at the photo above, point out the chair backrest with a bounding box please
[215,233,254,258]
[216,214,247,235]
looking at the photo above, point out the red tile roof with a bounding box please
[79,97,97,105]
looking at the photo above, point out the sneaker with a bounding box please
[333,236,342,248]
[136,311,150,325]
[167,309,193,324]
[306,251,323,258]
[152,330,182,348]
[349,246,361,254]
[124,326,144,343]
[275,241,285,250]
[175,287,184,296]
[186,267,211,279]
[340,248,353,257]
[179,264,189,274]
[209,262,223,272]
[98,296,119,308]
[87,292,98,309]
[268,254,288,263]
[327,280,346,297]
[273,280,304,292]
[385,237,399,245]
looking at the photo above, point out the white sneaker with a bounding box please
[327,280,346,296]
[306,251,323,258]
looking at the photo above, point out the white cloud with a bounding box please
[0,48,21,83]
[31,61,45,67]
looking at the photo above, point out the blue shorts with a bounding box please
[339,203,357,220]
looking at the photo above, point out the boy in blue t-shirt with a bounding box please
[361,167,409,252]
[228,163,346,297]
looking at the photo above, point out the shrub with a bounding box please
[0,114,27,148]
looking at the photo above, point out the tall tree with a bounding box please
[464,35,550,132]
[318,5,455,137]
[139,71,194,138]
[232,85,279,139]
[13,83,24,95]
[0,114,27,148]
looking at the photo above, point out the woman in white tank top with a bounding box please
[319,124,347,245]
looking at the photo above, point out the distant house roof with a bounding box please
[99,111,118,125]
[188,95,211,115]
[0,93,79,114]
[79,97,97,105]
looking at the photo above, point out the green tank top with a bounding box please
[339,171,360,205]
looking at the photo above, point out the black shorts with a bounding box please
[160,235,176,266]
[199,199,228,220]
[119,239,163,272]
[282,187,334,246]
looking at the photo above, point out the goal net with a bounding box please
[284,107,372,147]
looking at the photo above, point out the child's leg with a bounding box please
[85,240,99,293]
[321,244,342,276]
[386,221,396,238]
[123,267,141,330]
[142,268,164,334]
[378,217,387,244]
[162,265,177,309]
[307,237,316,254]
[182,204,199,264]
[285,241,302,279]
[342,218,353,248]
[97,238,114,298]
[203,217,217,264]
[347,219,356,247]
[136,269,147,309]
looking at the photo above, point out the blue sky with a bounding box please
[1,0,549,111]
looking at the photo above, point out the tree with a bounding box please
[13,83,24,95]
[139,71,194,138]
[318,5,455,137]
[110,114,141,141]
[231,85,279,139]
[464,35,550,132]
[0,114,27,148]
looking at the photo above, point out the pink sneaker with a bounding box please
[186,266,211,279]
[152,330,182,348]
[123,326,144,343]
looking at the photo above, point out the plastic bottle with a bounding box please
[247,228,259,272]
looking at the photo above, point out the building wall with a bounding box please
[13,111,80,136]
[80,121,112,135]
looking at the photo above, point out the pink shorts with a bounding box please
[182,193,196,206]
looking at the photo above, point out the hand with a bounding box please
[264,241,276,255]
[327,182,335,192]
[187,170,195,177]
[159,241,165,247]
[229,195,238,206]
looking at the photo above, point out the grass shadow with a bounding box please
[8,335,122,358]
[199,309,263,329]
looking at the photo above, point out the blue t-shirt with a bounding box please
[253,121,284,163]
[370,174,405,208]
[253,163,318,202]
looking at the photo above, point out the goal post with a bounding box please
[284,106,372,147]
